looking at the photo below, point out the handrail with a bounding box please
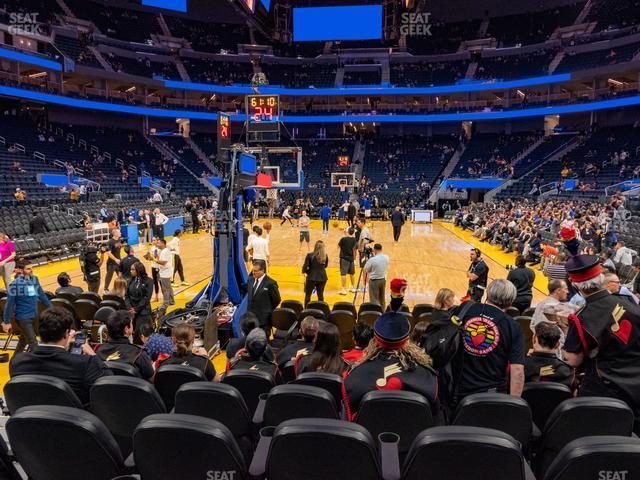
[55,127,63,136]
[141,170,150,177]
[90,145,98,154]
[0,136,5,146]
[103,152,111,161]
[538,181,559,198]
[13,143,25,153]
[78,139,87,149]
[151,178,172,191]
[33,151,45,161]
[605,180,639,197]
[115,158,124,168]
[66,133,75,143]
[128,164,137,174]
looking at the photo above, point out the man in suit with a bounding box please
[9,307,110,405]
[247,259,281,337]
[391,206,406,243]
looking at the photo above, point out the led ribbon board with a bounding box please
[141,0,187,12]
[293,5,383,42]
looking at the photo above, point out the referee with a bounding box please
[467,248,489,302]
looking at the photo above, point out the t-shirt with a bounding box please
[338,236,357,261]
[469,260,488,288]
[0,240,15,262]
[299,216,310,232]
[364,254,389,280]
[168,237,180,255]
[454,302,525,396]
[358,227,372,250]
[158,247,173,278]
[107,238,121,267]
[507,267,535,299]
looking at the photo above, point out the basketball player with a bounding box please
[298,210,311,253]
[281,205,294,226]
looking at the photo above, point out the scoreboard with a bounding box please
[246,94,280,134]
[217,112,231,162]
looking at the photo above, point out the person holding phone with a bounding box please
[3,260,52,353]
[9,308,110,405]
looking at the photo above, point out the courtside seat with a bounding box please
[355,390,435,456]
[5,374,83,413]
[522,382,572,430]
[280,299,303,318]
[94,306,116,323]
[293,372,343,407]
[133,414,248,480]
[412,304,434,323]
[329,310,356,350]
[222,369,276,416]
[505,306,520,318]
[258,384,339,427]
[175,382,254,462]
[154,364,207,410]
[536,397,635,478]
[90,376,166,456]
[543,436,640,480]
[7,405,125,480]
[358,302,383,316]
[452,393,533,452]
[103,361,141,377]
[402,426,535,480]
[332,301,357,317]
[358,311,381,327]
[79,291,102,304]
[306,300,330,319]
[55,292,79,304]
[515,316,534,350]
[73,298,99,322]
[271,308,298,350]
[299,308,326,321]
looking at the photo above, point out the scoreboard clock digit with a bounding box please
[246,94,280,133]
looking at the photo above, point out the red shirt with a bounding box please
[342,348,365,363]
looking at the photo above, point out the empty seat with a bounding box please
[355,390,434,456]
[522,382,572,429]
[6,405,124,480]
[358,310,381,327]
[154,364,207,410]
[412,304,434,322]
[329,310,356,350]
[299,308,326,321]
[515,316,534,351]
[100,300,124,310]
[505,306,520,318]
[4,374,83,413]
[306,300,330,319]
[174,382,254,462]
[55,292,79,304]
[543,436,640,480]
[73,298,99,322]
[280,299,303,318]
[90,376,166,456]
[261,384,339,427]
[222,369,276,415]
[94,305,116,323]
[271,308,298,350]
[536,397,635,477]
[358,302,383,316]
[293,372,343,407]
[133,414,248,480]
[332,301,357,317]
[452,393,533,451]
[79,291,102,304]
[403,426,535,480]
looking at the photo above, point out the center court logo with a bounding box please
[400,12,433,37]
[8,12,43,36]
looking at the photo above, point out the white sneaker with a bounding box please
[339,290,347,295]
[349,288,357,293]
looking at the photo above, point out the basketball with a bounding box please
[332,221,339,228]
[263,222,272,232]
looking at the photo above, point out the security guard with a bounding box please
[564,254,640,413]
[96,310,154,380]
[343,312,439,420]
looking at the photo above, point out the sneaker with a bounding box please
[171,282,179,287]
[181,281,189,286]
[339,289,347,295]
[349,288,357,293]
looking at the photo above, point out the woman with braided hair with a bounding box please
[342,312,439,420]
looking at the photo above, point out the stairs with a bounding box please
[380,58,391,85]
[157,13,173,37]
[428,141,467,203]
[351,138,366,180]
[511,136,545,167]
[175,59,191,82]
[478,17,490,38]
[185,136,218,174]
[88,46,114,72]
[55,0,75,17]
[548,51,565,74]
[574,0,595,25]
[335,67,344,87]
[465,62,478,80]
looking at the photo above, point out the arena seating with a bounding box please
[475,50,555,80]
[587,0,640,31]
[53,35,102,69]
[556,40,640,73]
[182,56,254,84]
[390,60,468,87]
[260,61,338,88]
[405,19,481,54]
[343,69,382,86]
[164,16,251,53]
[106,53,179,80]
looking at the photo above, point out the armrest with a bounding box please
[285,321,299,339]
[124,453,136,468]
[252,393,268,425]
[248,426,275,478]
[378,433,401,480]
[523,459,536,480]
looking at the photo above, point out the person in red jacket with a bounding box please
[342,323,373,363]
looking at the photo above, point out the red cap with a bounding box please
[559,227,576,242]
[390,278,407,297]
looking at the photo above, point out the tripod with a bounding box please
[351,249,372,306]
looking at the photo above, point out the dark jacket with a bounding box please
[96,337,154,380]
[55,285,84,297]
[119,254,139,280]
[9,345,110,405]
[302,254,328,282]
[125,276,154,318]
[391,210,405,227]
[524,351,573,388]
[247,275,281,329]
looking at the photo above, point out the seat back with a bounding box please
[417,312,433,325]
[7,405,123,480]
[537,397,635,477]
[505,306,520,318]
[358,302,382,316]
[280,300,303,318]
[293,372,343,407]
[72,299,99,321]
[544,436,640,480]
[5,374,83,413]
[90,377,166,456]
[306,301,330,318]
[94,306,116,322]
[271,308,298,331]
[522,307,536,317]
[522,382,572,429]
[403,426,529,480]
[514,316,533,351]
[332,302,357,317]
[222,369,276,415]
[299,308,326,321]
[356,390,434,455]
[133,414,247,480]
[453,393,532,450]
[100,300,124,310]
[263,384,339,427]
[281,360,296,383]
[79,291,102,304]
[104,361,141,377]
[329,310,356,350]
[154,364,207,410]
[358,311,381,327]
[55,292,79,304]
[102,294,126,307]
[267,419,381,480]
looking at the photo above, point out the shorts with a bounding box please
[340,258,355,275]
[365,209,371,218]
[300,231,310,243]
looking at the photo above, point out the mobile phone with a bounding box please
[70,332,88,355]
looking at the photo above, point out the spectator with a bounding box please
[111,277,127,299]
[55,272,83,296]
[320,204,331,234]
[0,232,16,290]
[530,279,570,331]
[29,211,46,235]
[507,255,536,313]
[604,272,639,304]
[277,316,319,369]
[524,321,573,387]
[302,240,329,306]
[118,245,138,281]
[228,328,280,380]
[295,321,349,375]
[158,323,218,381]
[95,310,154,380]
[9,308,109,405]
[342,323,374,363]
[363,244,389,310]
[226,312,260,360]
[14,188,26,202]
[3,260,52,353]
[614,241,637,266]
[155,238,174,308]
[153,208,168,238]
[125,262,154,335]
[601,248,616,271]
[138,323,173,361]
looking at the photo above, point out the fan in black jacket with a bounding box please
[125,262,154,334]
[302,241,329,306]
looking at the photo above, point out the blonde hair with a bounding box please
[172,323,195,357]
[313,240,328,264]
[112,277,127,298]
[354,340,433,371]
[434,288,455,310]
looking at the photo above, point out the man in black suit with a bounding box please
[247,259,281,337]
[9,307,110,405]
[391,206,406,243]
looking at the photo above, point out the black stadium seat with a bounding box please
[358,302,383,315]
[402,426,535,480]
[543,436,640,480]
[94,306,116,323]
[358,310,381,327]
[280,299,303,318]
[329,310,356,350]
[293,372,343,407]
[103,361,141,377]
[6,405,125,480]
[73,298,99,322]
[522,382,572,429]
[332,301,357,317]
[299,308,326,321]
[260,384,339,427]
[222,369,276,416]
[154,364,207,410]
[133,414,248,480]
[306,300,331,319]
[90,376,166,456]
[270,308,298,350]
[4,374,83,413]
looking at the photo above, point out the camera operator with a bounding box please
[355,217,373,268]
[363,243,389,310]
[80,243,105,293]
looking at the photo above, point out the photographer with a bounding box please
[80,243,105,293]
[363,244,389,310]
[355,217,373,268]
